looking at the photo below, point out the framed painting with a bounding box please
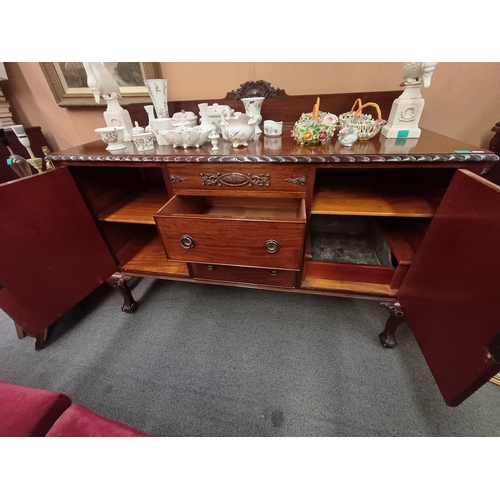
[40,62,161,107]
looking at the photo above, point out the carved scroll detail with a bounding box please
[232,80,280,100]
[380,301,404,317]
[200,172,270,187]
[170,175,188,183]
[285,176,306,186]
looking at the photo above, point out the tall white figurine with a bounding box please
[381,62,438,139]
[66,62,134,141]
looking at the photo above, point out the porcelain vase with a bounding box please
[144,79,169,119]
[103,94,134,141]
[241,97,265,136]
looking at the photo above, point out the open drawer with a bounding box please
[303,215,429,294]
[154,196,307,270]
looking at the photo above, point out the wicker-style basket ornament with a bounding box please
[339,99,386,140]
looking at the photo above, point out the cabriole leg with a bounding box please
[379,301,405,348]
[106,273,138,313]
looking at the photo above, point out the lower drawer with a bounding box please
[191,263,297,288]
[155,195,306,270]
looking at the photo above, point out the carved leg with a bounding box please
[106,273,138,313]
[379,301,406,348]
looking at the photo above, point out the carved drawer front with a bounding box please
[168,164,309,196]
[154,195,306,270]
[191,263,297,288]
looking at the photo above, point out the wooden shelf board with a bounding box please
[311,184,441,217]
[301,276,397,297]
[120,234,189,277]
[98,188,168,224]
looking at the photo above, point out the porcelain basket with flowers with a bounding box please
[292,98,338,146]
[339,99,386,140]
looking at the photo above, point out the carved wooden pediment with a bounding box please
[232,80,280,100]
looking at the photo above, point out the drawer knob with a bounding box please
[180,235,195,249]
[269,270,279,276]
[206,264,215,271]
[264,240,280,254]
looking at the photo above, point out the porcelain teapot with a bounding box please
[219,109,257,147]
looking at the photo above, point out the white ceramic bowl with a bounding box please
[94,126,126,151]
[159,125,214,148]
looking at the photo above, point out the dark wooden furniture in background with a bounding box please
[1,84,499,407]
[0,126,54,184]
[483,120,500,185]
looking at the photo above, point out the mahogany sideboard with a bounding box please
[1,87,500,407]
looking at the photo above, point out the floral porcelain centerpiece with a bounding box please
[292,98,338,146]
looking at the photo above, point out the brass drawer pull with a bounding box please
[180,235,195,249]
[264,240,280,254]
[269,270,279,276]
[206,264,215,271]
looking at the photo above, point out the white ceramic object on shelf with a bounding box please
[144,79,169,118]
[381,62,438,139]
[263,120,283,136]
[199,103,234,133]
[241,97,265,135]
[150,118,173,145]
[159,125,214,149]
[102,94,134,141]
[172,110,198,128]
[94,126,127,151]
[144,105,156,134]
[132,132,155,151]
[337,126,359,147]
[219,110,257,147]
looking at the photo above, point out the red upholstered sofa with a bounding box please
[0,381,151,437]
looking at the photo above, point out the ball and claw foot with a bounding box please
[379,301,405,348]
[106,273,138,314]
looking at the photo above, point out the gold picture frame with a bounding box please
[40,62,161,107]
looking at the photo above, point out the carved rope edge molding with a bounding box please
[45,153,500,163]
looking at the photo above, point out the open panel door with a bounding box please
[0,168,117,337]
[398,169,500,406]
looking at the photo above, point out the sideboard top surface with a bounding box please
[47,126,498,167]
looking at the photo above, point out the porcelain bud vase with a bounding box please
[144,79,169,119]
[241,97,265,136]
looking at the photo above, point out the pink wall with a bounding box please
[2,62,500,152]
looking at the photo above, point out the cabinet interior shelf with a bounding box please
[98,188,168,224]
[311,183,442,217]
[118,231,189,277]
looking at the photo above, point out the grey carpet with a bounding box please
[1,277,499,436]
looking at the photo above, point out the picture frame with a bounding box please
[40,62,162,107]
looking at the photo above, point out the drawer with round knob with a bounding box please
[191,263,298,288]
[154,195,306,270]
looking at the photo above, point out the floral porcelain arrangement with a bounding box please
[339,99,386,140]
[292,98,338,145]
[337,126,359,147]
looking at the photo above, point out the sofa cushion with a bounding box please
[46,403,151,437]
[0,380,72,437]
